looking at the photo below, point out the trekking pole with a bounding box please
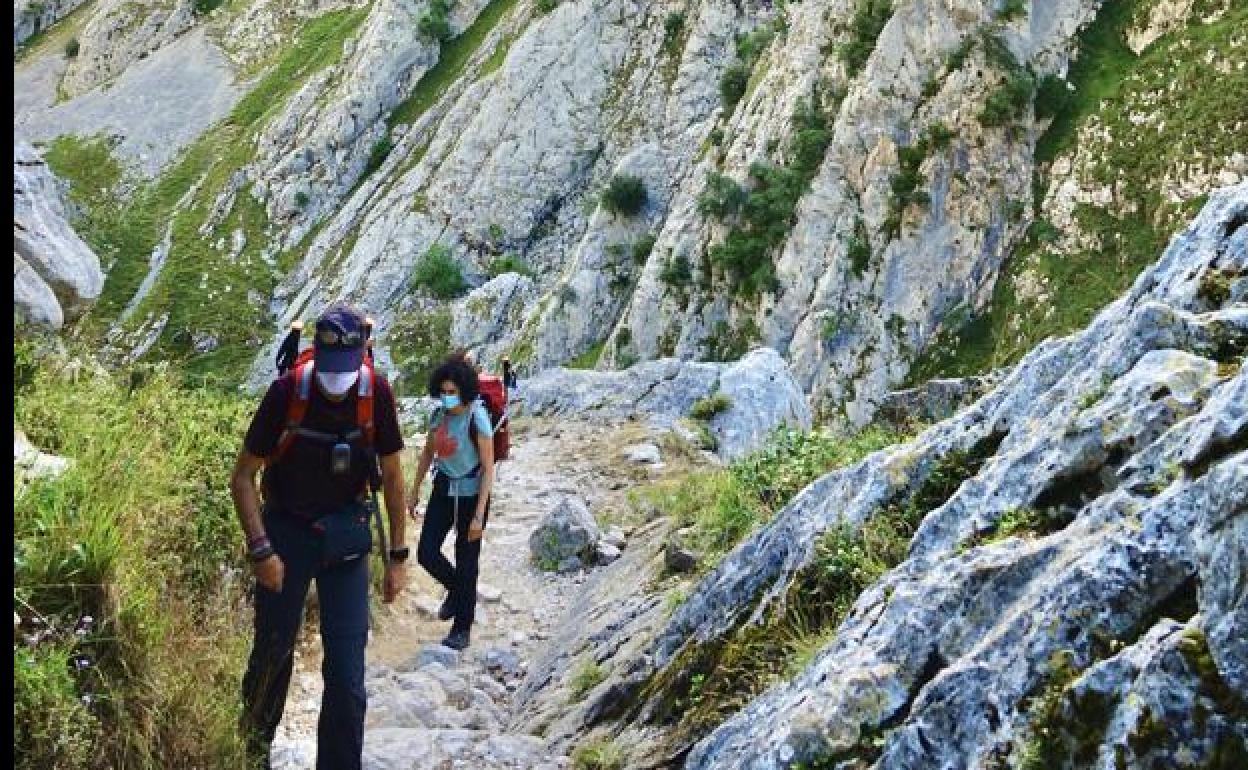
[368,455,390,568]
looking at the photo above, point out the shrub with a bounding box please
[64,37,80,58]
[294,191,310,208]
[413,243,466,298]
[573,739,624,770]
[193,0,224,15]
[926,121,956,149]
[981,70,1036,126]
[632,233,657,264]
[999,0,1027,21]
[365,135,393,175]
[418,0,454,42]
[600,174,648,217]
[690,393,733,420]
[708,127,725,146]
[487,253,533,277]
[569,658,606,698]
[698,173,747,219]
[663,11,686,50]
[660,255,693,287]
[536,0,559,13]
[848,217,871,275]
[1034,73,1073,119]
[841,0,893,77]
[719,63,750,111]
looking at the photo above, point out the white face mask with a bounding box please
[316,370,359,396]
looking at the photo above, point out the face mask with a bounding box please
[441,394,462,410]
[316,370,359,397]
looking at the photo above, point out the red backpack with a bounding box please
[268,357,377,465]
[471,373,510,463]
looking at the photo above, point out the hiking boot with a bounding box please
[441,629,471,651]
[437,595,454,621]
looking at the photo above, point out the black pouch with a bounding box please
[310,503,372,568]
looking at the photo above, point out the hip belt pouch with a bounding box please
[310,502,372,568]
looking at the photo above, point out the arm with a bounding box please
[469,431,494,541]
[379,451,406,548]
[407,430,436,518]
[229,450,284,591]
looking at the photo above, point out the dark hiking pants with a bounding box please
[241,506,370,770]
[417,474,490,634]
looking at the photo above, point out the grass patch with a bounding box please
[690,393,733,421]
[389,0,523,127]
[413,243,468,298]
[487,253,534,277]
[600,174,648,217]
[569,658,608,699]
[14,344,254,768]
[572,738,625,770]
[640,436,1000,751]
[567,341,606,370]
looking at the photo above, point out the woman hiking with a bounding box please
[408,353,495,650]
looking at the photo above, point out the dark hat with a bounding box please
[313,303,368,372]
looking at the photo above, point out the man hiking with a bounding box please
[408,352,496,651]
[230,303,410,769]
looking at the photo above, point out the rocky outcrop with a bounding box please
[529,496,601,572]
[14,0,88,46]
[60,0,197,98]
[639,183,1248,768]
[521,347,810,459]
[13,142,103,329]
[14,429,72,492]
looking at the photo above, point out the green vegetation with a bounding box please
[1014,650,1113,770]
[45,8,370,384]
[632,233,657,264]
[193,0,225,15]
[1198,267,1235,306]
[14,343,253,768]
[600,174,649,217]
[413,244,467,298]
[389,0,523,128]
[690,392,733,421]
[999,0,1027,21]
[718,20,782,111]
[572,738,625,770]
[847,217,871,275]
[641,438,998,748]
[663,12,686,53]
[567,342,606,370]
[978,31,1036,127]
[909,0,1247,381]
[365,135,394,176]
[840,0,893,77]
[487,253,534,277]
[536,0,559,13]
[419,0,454,42]
[63,36,79,58]
[699,89,835,297]
[569,658,607,698]
[702,319,760,361]
[660,255,694,288]
[388,308,453,395]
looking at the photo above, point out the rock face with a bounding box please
[529,496,600,570]
[13,142,104,329]
[523,347,811,459]
[59,0,197,99]
[610,183,1247,768]
[14,429,72,491]
[14,0,88,46]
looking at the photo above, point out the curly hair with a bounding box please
[427,352,480,403]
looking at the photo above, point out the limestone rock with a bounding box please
[14,429,72,492]
[13,142,103,328]
[14,0,88,46]
[529,496,600,568]
[60,0,197,99]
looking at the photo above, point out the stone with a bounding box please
[624,443,662,465]
[416,643,460,669]
[14,429,72,490]
[483,647,522,678]
[529,496,600,567]
[477,583,502,603]
[13,143,104,328]
[556,556,583,574]
[663,541,698,575]
[593,541,622,566]
[603,527,627,550]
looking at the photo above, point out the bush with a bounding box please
[999,0,1027,20]
[1034,73,1073,119]
[536,0,559,13]
[487,253,533,277]
[847,217,871,275]
[365,135,393,175]
[663,11,686,50]
[193,0,224,15]
[632,233,657,264]
[660,255,693,287]
[569,658,606,698]
[841,0,893,77]
[698,172,747,219]
[573,739,624,770]
[294,191,309,208]
[413,244,466,298]
[926,121,956,149]
[690,392,733,420]
[63,37,80,58]
[600,174,648,217]
[981,70,1036,126]
[418,0,454,42]
[719,64,750,111]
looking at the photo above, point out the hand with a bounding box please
[253,554,285,593]
[407,487,422,521]
[382,563,406,604]
[467,512,485,542]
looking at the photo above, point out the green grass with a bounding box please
[487,253,534,277]
[840,0,893,77]
[567,341,606,370]
[388,0,523,128]
[690,392,733,420]
[569,658,607,698]
[45,8,370,385]
[572,738,625,770]
[14,341,254,768]
[413,243,467,298]
[908,0,1247,381]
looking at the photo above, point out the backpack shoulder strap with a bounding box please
[356,363,375,446]
[269,360,315,464]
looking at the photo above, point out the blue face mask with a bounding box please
[441,394,461,410]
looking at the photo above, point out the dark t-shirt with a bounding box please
[244,373,404,519]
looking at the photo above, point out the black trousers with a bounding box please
[417,474,489,634]
[240,507,369,770]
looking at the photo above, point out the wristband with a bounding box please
[247,538,274,563]
[246,534,269,549]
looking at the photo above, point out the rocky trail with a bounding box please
[270,414,686,769]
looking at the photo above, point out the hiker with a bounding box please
[407,353,495,650]
[502,356,518,401]
[231,303,410,770]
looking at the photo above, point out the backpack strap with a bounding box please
[269,360,315,464]
[356,363,375,447]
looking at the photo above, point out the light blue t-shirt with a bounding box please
[430,402,494,496]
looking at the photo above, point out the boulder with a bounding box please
[529,496,600,568]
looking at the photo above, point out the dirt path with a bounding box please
[268,416,663,769]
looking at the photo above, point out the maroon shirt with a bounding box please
[245,373,404,519]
